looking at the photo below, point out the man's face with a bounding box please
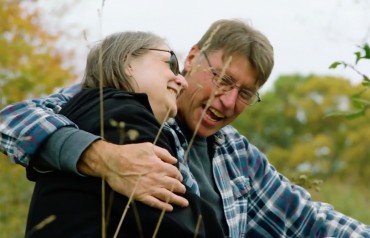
[177,47,258,137]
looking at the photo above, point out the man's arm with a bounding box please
[40,134,188,211]
[0,84,81,166]
[245,138,370,237]
[0,84,187,210]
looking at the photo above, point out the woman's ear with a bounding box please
[184,45,200,73]
[124,63,133,77]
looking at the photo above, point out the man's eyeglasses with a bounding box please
[203,52,261,105]
[141,48,180,75]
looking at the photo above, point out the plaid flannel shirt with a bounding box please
[1,84,369,237]
[0,84,81,166]
[167,120,370,237]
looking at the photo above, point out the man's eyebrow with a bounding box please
[214,65,258,90]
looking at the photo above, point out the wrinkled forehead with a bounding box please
[205,48,251,65]
[206,50,258,88]
[221,51,259,84]
[222,51,252,67]
[208,50,255,71]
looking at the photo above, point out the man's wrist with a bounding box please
[38,127,100,175]
[77,140,110,177]
[60,130,101,175]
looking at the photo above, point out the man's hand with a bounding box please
[77,140,189,211]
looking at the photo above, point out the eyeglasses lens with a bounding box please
[170,53,180,75]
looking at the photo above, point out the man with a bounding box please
[1,19,369,237]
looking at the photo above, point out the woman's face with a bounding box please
[128,45,188,123]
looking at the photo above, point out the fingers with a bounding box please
[159,161,184,183]
[154,188,189,208]
[152,145,184,183]
[95,142,190,210]
[153,145,177,164]
[139,188,189,211]
[141,196,174,212]
[142,175,188,207]
[156,173,186,194]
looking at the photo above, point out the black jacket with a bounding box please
[26,88,225,238]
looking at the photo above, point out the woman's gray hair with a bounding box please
[82,31,165,91]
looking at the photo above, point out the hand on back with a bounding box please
[77,140,189,211]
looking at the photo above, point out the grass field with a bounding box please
[310,179,370,224]
[0,158,34,238]
[0,157,369,237]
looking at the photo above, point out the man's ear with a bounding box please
[184,45,200,73]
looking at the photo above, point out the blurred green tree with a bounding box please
[0,0,77,108]
[0,1,78,236]
[328,43,370,118]
[233,75,370,185]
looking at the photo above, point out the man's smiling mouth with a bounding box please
[204,107,225,122]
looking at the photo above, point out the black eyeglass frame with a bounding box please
[141,48,180,75]
[203,51,261,105]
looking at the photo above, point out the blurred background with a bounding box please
[1,0,369,237]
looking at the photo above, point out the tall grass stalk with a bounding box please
[184,56,232,163]
[97,1,106,237]
[113,108,172,237]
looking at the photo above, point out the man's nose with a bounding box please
[175,74,188,90]
[219,87,238,109]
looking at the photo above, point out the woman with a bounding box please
[25,32,224,237]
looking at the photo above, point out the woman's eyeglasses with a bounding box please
[203,52,261,105]
[141,48,180,75]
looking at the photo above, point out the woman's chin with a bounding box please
[169,108,177,119]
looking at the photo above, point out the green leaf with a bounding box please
[324,111,350,118]
[364,75,370,81]
[355,51,362,64]
[363,43,370,59]
[352,97,370,107]
[329,61,342,69]
[325,108,366,119]
[352,88,368,98]
[345,109,365,119]
[362,77,370,87]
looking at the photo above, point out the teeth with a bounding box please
[209,108,225,119]
[167,88,177,95]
